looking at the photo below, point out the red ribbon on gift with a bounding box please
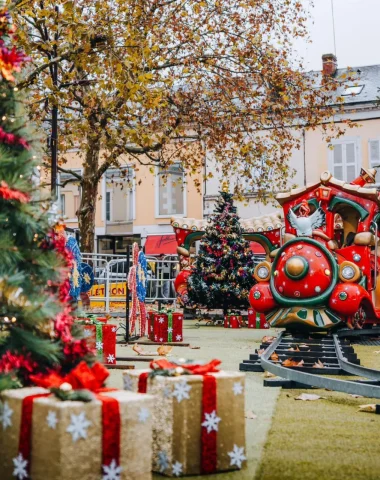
[24,362,120,474]
[137,358,221,473]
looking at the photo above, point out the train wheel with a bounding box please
[353,306,366,329]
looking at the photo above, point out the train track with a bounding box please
[240,328,380,399]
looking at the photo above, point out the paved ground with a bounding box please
[107,320,281,479]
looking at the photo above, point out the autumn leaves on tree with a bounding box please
[14,0,354,251]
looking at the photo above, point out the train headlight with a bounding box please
[254,262,271,282]
[339,261,361,283]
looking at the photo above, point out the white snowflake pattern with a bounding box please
[158,316,165,324]
[167,327,173,334]
[123,375,133,391]
[46,410,58,429]
[172,461,183,476]
[150,325,154,332]
[138,407,150,423]
[157,451,169,472]
[232,382,243,396]
[66,412,91,442]
[163,385,172,398]
[201,410,221,433]
[228,445,246,469]
[178,316,182,320]
[0,401,13,430]
[111,327,117,333]
[159,337,163,342]
[106,354,116,364]
[102,459,122,480]
[83,329,92,338]
[172,380,192,403]
[154,335,158,341]
[264,323,270,329]
[175,335,182,341]
[96,341,104,351]
[12,453,28,480]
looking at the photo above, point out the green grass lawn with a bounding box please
[255,345,380,480]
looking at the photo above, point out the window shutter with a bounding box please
[345,142,356,182]
[369,140,380,183]
[332,144,343,180]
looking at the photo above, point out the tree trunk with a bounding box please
[78,135,101,253]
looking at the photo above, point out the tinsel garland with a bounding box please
[0,180,29,202]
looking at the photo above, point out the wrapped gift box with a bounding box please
[148,311,183,342]
[0,387,153,480]
[123,368,246,476]
[81,323,116,364]
[247,308,269,329]
[224,315,243,329]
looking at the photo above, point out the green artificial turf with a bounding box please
[255,345,380,480]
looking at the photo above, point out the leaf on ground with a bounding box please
[245,410,257,419]
[299,344,309,348]
[287,345,300,352]
[313,360,324,368]
[263,371,276,378]
[262,336,276,344]
[373,351,380,354]
[295,393,325,401]
[282,358,304,367]
[132,344,158,356]
[270,352,279,362]
[157,345,173,356]
[358,404,377,412]
[189,346,200,349]
[350,394,363,398]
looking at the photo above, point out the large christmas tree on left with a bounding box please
[0,4,92,391]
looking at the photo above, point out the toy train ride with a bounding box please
[172,167,380,331]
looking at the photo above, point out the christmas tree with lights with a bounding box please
[0,5,92,391]
[188,184,256,312]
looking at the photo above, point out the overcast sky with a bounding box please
[294,0,380,71]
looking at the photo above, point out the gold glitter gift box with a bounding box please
[122,369,246,476]
[0,386,154,480]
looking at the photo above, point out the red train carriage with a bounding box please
[250,168,380,330]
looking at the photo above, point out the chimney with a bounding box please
[322,53,338,76]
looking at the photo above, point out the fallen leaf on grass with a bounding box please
[282,358,304,367]
[245,410,257,419]
[157,345,173,356]
[358,404,377,413]
[270,352,279,362]
[313,360,324,368]
[262,336,276,344]
[287,345,300,352]
[295,393,325,401]
[263,371,277,378]
[132,344,159,356]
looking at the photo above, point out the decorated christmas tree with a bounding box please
[0,5,92,391]
[188,184,256,312]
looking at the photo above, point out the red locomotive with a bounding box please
[250,168,380,330]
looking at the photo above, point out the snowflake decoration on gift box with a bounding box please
[66,412,91,442]
[232,382,243,396]
[159,337,163,342]
[46,410,58,429]
[112,326,117,333]
[158,316,165,324]
[138,407,150,423]
[163,385,172,399]
[107,354,116,364]
[123,375,133,391]
[157,451,169,472]
[228,445,246,468]
[0,400,13,430]
[264,322,270,329]
[102,459,122,480]
[83,329,93,338]
[172,379,191,403]
[12,453,28,480]
[176,335,182,341]
[96,341,104,351]
[201,410,221,433]
[167,327,173,334]
[154,335,158,341]
[172,461,183,477]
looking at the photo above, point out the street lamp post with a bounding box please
[50,6,59,196]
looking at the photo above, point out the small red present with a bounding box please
[148,311,183,342]
[81,323,116,364]
[224,315,243,328]
[247,308,269,329]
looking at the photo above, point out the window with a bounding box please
[342,85,364,96]
[127,187,134,221]
[106,191,111,221]
[329,139,360,182]
[74,195,80,214]
[369,139,380,184]
[105,167,134,223]
[59,169,82,220]
[157,163,185,216]
[60,194,65,216]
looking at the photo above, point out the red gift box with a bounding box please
[148,311,183,342]
[224,315,243,328]
[81,323,116,364]
[247,308,269,329]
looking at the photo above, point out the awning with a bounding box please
[144,234,178,255]
[250,241,266,255]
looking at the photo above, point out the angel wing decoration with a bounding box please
[287,207,325,237]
